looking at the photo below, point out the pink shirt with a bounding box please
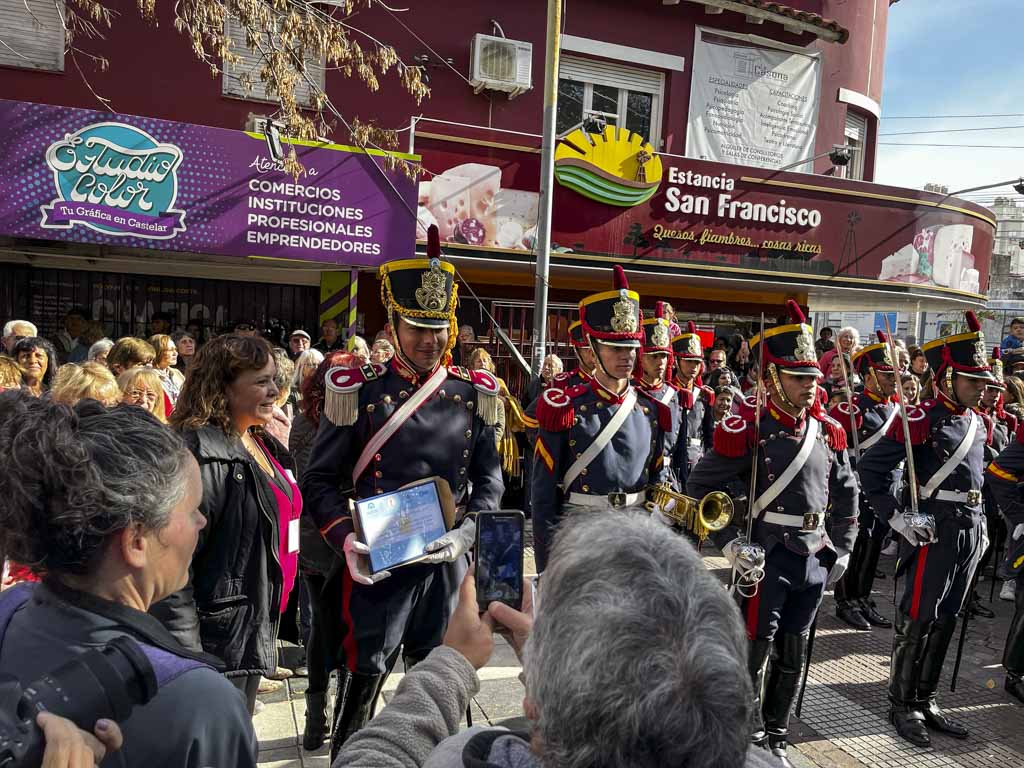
[255,437,303,613]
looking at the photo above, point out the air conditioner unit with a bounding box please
[469,33,532,99]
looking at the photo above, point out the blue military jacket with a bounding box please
[301,359,504,551]
[858,391,989,527]
[531,379,672,570]
[686,398,859,563]
[636,378,682,489]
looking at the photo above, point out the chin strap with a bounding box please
[589,337,616,381]
[767,362,796,409]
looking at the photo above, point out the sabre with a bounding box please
[882,315,919,516]
[834,346,861,462]
[731,313,767,597]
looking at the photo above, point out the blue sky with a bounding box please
[876,0,1024,203]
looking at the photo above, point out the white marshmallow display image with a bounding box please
[876,223,978,292]
[416,163,539,250]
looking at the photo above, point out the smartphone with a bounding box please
[475,511,525,612]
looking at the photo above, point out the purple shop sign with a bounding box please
[0,99,418,266]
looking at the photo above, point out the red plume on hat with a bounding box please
[613,264,629,290]
[966,310,981,332]
[876,330,887,344]
[687,320,697,334]
[427,224,440,259]
[655,301,667,320]
[786,299,806,324]
[994,346,1001,360]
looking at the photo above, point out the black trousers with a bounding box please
[339,558,466,674]
[304,569,346,696]
[230,674,261,715]
[742,545,827,640]
[897,515,984,622]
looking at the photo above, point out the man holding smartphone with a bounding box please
[531,266,673,572]
[302,225,504,758]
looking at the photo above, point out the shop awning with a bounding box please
[674,0,849,43]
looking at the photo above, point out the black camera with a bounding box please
[0,637,157,767]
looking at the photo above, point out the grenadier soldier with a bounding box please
[984,419,1024,706]
[830,331,899,631]
[635,302,681,486]
[557,320,596,388]
[1003,346,1024,378]
[671,321,715,485]
[858,310,993,747]
[531,266,672,572]
[301,226,503,756]
[687,300,858,767]
[968,347,1017,620]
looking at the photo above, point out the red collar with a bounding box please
[937,390,965,414]
[767,398,806,429]
[638,377,665,391]
[590,378,629,404]
[390,356,440,386]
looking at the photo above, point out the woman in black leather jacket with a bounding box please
[151,335,303,713]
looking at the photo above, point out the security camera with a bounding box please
[828,146,852,167]
[1013,179,1024,196]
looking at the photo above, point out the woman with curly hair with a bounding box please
[0,391,257,766]
[12,337,57,396]
[149,335,302,714]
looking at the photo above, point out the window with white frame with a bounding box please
[0,0,65,72]
[222,16,325,107]
[842,110,868,181]
[556,55,664,146]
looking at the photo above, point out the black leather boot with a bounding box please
[888,613,931,747]
[303,691,330,751]
[1003,578,1024,704]
[762,632,807,767]
[968,591,995,619]
[329,672,385,761]
[748,638,772,748]
[855,536,892,628]
[836,599,872,630]
[917,613,969,739]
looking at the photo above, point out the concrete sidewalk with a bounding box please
[255,544,1024,767]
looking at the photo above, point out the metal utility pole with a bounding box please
[529,0,562,374]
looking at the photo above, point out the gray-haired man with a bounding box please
[336,512,780,768]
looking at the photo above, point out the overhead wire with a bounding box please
[879,125,1024,137]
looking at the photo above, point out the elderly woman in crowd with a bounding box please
[172,330,198,375]
[151,335,301,715]
[107,337,156,376]
[0,391,257,766]
[370,338,394,365]
[118,367,168,423]
[348,334,371,364]
[266,348,296,449]
[52,361,121,407]
[0,356,23,390]
[150,333,186,406]
[819,326,859,380]
[13,337,57,396]
[87,338,114,365]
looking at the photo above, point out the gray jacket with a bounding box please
[337,646,783,768]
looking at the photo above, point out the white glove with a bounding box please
[1014,523,1024,541]
[344,532,391,585]
[422,518,476,564]
[890,511,937,546]
[827,553,850,588]
[724,536,765,577]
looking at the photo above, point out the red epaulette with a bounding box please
[535,385,584,432]
[323,362,387,426]
[813,408,848,452]
[1006,411,1019,435]
[886,399,934,445]
[637,389,674,433]
[713,412,753,457]
[1016,419,1024,446]
[828,401,862,436]
[734,393,760,422]
[553,371,573,385]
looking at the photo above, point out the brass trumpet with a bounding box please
[647,484,734,540]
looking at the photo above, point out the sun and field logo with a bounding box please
[554,126,663,207]
[40,121,186,239]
